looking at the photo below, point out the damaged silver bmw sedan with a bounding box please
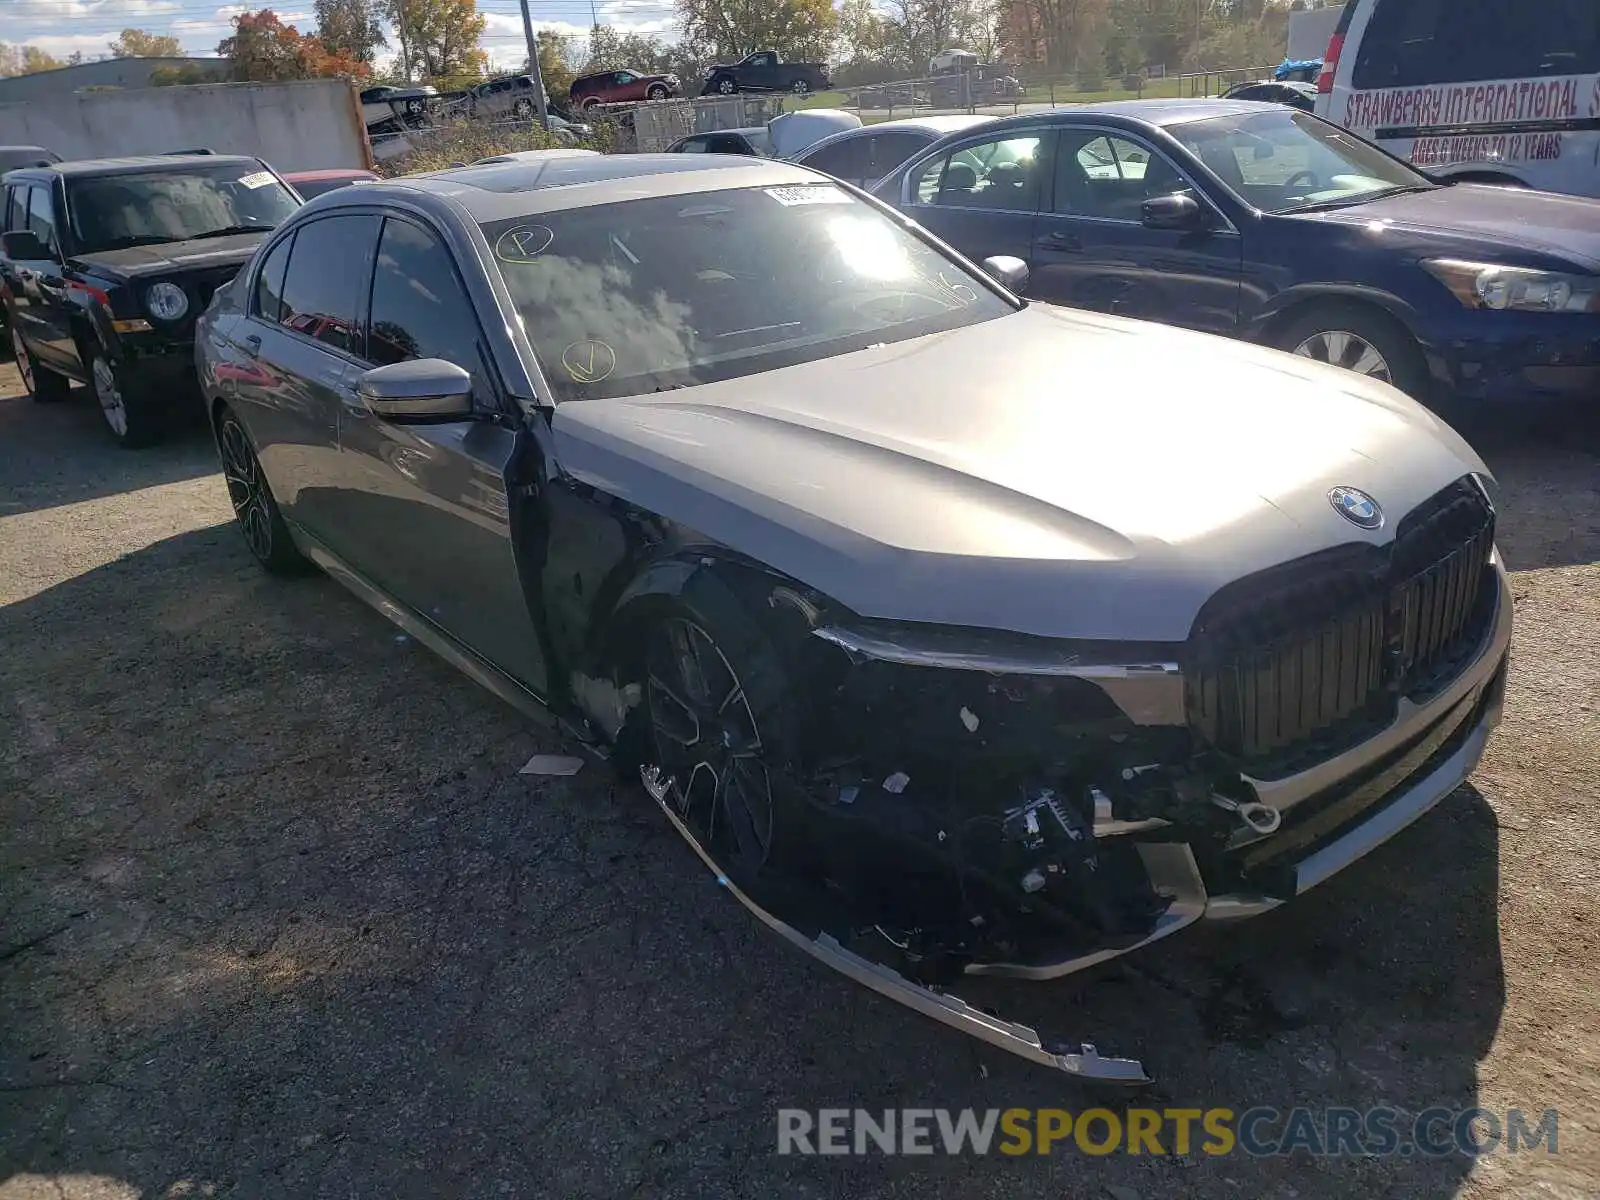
[196,154,1512,1083]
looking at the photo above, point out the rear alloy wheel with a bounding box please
[91,353,161,447]
[790,78,812,95]
[646,84,669,100]
[1276,303,1427,398]
[512,97,533,118]
[716,76,738,95]
[13,325,70,403]
[218,408,309,575]
[643,612,784,875]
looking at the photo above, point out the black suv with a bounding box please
[1,154,301,447]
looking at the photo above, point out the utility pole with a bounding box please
[519,0,552,127]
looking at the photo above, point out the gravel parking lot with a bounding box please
[1,365,1596,1199]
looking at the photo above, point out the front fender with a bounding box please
[1246,282,1428,347]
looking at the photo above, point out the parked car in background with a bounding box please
[702,51,831,97]
[665,127,773,156]
[791,115,995,191]
[470,74,549,121]
[0,146,60,173]
[1316,0,1600,195]
[569,68,682,111]
[875,100,1600,407]
[284,169,380,200]
[1,154,299,445]
[195,151,1511,1086]
[766,109,860,159]
[1219,79,1316,111]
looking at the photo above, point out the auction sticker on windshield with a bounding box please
[765,185,853,206]
[238,171,277,189]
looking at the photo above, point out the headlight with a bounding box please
[144,281,189,321]
[1422,258,1599,313]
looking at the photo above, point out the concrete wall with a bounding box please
[0,58,228,103]
[1287,6,1344,62]
[0,79,373,172]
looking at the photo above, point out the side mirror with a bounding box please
[357,358,474,419]
[2,230,51,261]
[982,254,1029,293]
[1141,193,1207,231]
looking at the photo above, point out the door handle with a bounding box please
[1045,230,1083,250]
[242,334,261,357]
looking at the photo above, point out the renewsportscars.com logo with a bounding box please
[776,1107,1561,1158]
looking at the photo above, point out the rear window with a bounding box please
[1351,0,1600,90]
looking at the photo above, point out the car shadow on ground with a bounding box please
[0,526,1506,1198]
[0,389,217,518]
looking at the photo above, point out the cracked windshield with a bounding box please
[482,182,1013,401]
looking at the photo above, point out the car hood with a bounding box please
[1292,184,1600,270]
[552,305,1489,643]
[71,231,268,280]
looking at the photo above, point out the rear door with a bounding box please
[333,212,548,692]
[796,136,869,186]
[1028,127,1241,332]
[860,131,934,191]
[235,212,379,542]
[895,129,1051,269]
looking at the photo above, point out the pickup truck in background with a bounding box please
[702,52,832,97]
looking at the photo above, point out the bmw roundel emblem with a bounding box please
[1328,486,1384,530]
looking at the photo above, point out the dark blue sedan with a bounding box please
[873,99,1600,406]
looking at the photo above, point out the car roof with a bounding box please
[8,153,264,178]
[799,114,995,154]
[321,153,820,221]
[996,97,1281,128]
[285,168,379,181]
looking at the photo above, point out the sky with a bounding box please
[0,0,680,72]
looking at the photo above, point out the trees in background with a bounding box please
[386,0,487,82]
[109,29,184,57]
[0,43,65,76]
[676,0,838,64]
[218,9,372,81]
[313,0,388,65]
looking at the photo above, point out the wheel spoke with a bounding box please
[647,673,702,747]
[1349,344,1388,378]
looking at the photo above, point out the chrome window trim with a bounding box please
[1045,124,1241,236]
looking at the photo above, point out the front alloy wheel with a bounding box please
[791,79,812,95]
[1290,330,1392,383]
[91,354,161,447]
[717,76,738,95]
[13,325,69,402]
[646,616,775,873]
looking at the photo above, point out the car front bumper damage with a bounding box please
[641,561,1513,1083]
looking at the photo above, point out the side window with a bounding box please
[27,185,58,252]
[254,233,293,322]
[676,137,708,153]
[2,186,21,233]
[366,217,488,397]
[801,138,866,182]
[920,135,1043,210]
[277,214,378,354]
[1054,132,1187,220]
[865,132,928,179]
[1353,0,1600,89]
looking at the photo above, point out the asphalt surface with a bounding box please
[1,368,1596,1199]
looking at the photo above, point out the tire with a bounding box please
[89,351,162,447]
[1273,302,1428,398]
[639,586,796,878]
[12,324,71,403]
[790,78,812,96]
[216,406,310,575]
[579,96,599,113]
[512,98,533,118]
[715,75,738,95]
[646,84,668,100]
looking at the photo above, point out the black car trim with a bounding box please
[1375,116,1600,140]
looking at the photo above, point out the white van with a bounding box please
[1315,0,1600,197]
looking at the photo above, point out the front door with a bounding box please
[332,213,548,694]
[237,211,379,542]
[900,130,1051,270]
[1029,129,1242,333]
[9,183,76,372]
